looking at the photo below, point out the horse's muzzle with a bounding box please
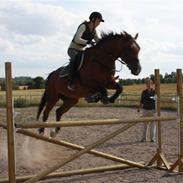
[132,64,141,75]
[130,59,141,75]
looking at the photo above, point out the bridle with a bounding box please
[117,58,126,65]
[115,58,127,72]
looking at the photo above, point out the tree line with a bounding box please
[0,76,45,90]
[119,72,178,85]
[0,71,180,91]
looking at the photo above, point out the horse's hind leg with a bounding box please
[38,98,58,135]
[50,97,78,137]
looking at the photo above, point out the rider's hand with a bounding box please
[87,40,95,46]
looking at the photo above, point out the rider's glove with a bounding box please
[87,40,95,46]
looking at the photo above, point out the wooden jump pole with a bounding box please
[177,69,183,172]
[16,128,145,166]
[0,123,139,165]
[155,69,164,167]
[0,164,132,183]
[155,69,162,159]
[5,62,16,183]
[148,69,171,169]
[15,116,177,129]
[1,121,145,183]
[170,69,183,172]
[24,121,143,183]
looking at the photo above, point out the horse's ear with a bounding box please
[134,33,139,40]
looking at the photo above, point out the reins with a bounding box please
[115,58,127,72]
[92,57,127,74]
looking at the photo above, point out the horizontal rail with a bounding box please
[0,164,134,183]
[15,116,177,129]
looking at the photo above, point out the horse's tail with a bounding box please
[36,90,46,120]
[36,70,55,120]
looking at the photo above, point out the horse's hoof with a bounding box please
[101,100,109,104]
[38,129,44,136]
[50,130,57,138]
[101,96,109,104]
[109,98,115,103]
[55,127,61,134]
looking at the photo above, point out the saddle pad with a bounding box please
[58,65,70,78]
[59,53,84,78]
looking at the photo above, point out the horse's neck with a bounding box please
[87,45,116,75]
[91,45,118,63]
[93,40,119,62]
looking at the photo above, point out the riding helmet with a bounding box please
[89,12,104,22]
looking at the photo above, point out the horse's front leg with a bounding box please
[108,82,123,103]
[96,86,110,104]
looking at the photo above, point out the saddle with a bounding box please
[59,52,84,78]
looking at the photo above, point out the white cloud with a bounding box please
[0,1,76,36]
[0,0,183,79]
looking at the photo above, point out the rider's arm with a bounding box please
[74,24,88,45]
[94,31,100,43]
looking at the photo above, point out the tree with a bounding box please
[27,80,35,89]
[33,77,45,89]
[149,74,155,82]
[0,79,6,91]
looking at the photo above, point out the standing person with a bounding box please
[67,11,104,91]
[137,79,156,142]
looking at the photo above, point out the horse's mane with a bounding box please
[95,31,133,47]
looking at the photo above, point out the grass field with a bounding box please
[119,83,176,110]
[0,83,178,110]
[123,83,176,94]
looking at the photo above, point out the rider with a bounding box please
[67,11,104,91]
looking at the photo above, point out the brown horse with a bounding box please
[37,31,141,137]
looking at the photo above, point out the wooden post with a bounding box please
[177,69,183,172]
[5,62,16,183]
[148,69,170,169]
[169,69,183,172]
[155,69,162,166]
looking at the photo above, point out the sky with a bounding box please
[0,0,183,79]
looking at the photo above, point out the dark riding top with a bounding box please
[140,89,155,110]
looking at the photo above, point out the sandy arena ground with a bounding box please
[0,106,183,183]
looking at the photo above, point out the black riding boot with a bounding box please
[68,59,76,91]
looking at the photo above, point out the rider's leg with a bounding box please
[68,58,76,90]
[67,48,79,91]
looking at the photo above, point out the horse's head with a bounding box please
[120,32,141,75]
[89,31,141,75]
